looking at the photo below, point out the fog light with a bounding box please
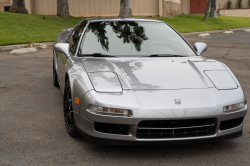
[91,105,129,116]
[223,101,247,113]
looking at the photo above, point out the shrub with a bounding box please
[249,0,250,7]
[226,0,232,8]
[235,0,243,8]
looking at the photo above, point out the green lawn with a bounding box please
[1,12,250,46]
[157,15,250,33]
[0,11,84,46]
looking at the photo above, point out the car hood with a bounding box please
[79,56,235,90]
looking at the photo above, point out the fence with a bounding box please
[218,0,250,17]
[163,0,181,17]
[25,0,159,17]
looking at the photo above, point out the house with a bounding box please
[181,0,250,14]
[0,0,11,11]
[1,0,249,17]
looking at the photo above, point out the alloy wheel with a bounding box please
[64,86,74,130]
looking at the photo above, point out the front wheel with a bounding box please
[63,80,79,137]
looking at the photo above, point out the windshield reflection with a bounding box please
[80,21,196,57]
[86,21,148,52]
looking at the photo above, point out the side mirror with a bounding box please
[194,42,207,55]
[54,43,70,56]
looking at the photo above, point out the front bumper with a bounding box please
[77,128,243,145]
[73,88,247,145]
[74,108,247,144]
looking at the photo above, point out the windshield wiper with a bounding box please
[144,54,188,57]
[78,53,116,57]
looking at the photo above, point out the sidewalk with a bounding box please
[0,42,54,51]
[181,27,250,36]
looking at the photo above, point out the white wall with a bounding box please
[24,0,159,17]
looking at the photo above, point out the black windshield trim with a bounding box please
[78,53,116,57]
[143,54,189,57]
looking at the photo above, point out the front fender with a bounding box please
[68,57,94,114]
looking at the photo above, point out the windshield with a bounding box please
[79,21,196,57]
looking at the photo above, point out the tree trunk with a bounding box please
[9,0,28,14]
[204,0,211,21]
[209,0,217,18]
[57,0,69,17]
[119,0,132,17]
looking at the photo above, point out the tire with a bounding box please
[53,60,59,87]
[63,80,79,137]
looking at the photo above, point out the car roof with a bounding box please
[85,17,163,23]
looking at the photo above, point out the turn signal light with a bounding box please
[75,97,80,104]
[223,101,247,113]
[91,105,129,116]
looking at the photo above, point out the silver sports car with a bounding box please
[53,18,247,145]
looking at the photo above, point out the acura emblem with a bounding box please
[174,99,181,105]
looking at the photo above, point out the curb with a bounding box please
[0,42,54,52]
[181,27,250,36]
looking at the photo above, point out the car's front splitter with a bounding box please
[77,128,242,145]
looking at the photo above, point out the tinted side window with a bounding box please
[68,20,88,55]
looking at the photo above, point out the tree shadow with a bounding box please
[81,58,160,89]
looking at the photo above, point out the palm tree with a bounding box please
[87,22,110,51]
[87,21,148,52]
[209,0,217,18]
[88,22,148,51]
[119,0,132,17]
[110,22,148,52]
[57,0,69,17]
[204,0,211,21]
[9,0,28,14]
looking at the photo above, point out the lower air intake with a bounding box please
[94,122,129,135]
[219,117,243,131]
[136,118,217,139]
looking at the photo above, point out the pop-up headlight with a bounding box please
[88,72,123,93]
[223,101,247,113]
[204,70,238,90]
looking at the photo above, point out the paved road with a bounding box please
[0,31,250,166]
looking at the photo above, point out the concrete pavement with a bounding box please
[0,31,250,166]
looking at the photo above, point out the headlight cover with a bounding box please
[88,72,123,93]
[90,105,131,116]
[204,70,238,90]
[223,101,247,113]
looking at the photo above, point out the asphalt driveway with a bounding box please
[0,31,250,166]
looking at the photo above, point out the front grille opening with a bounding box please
[136,118,217,139]
[219,117,243,131]
[94,122,129,135]
[138,118,217,128]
